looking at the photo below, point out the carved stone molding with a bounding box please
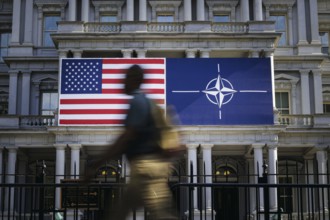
[149,1,182,22]
[92,1,124,22]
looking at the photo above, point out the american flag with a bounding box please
[59,58,166,126]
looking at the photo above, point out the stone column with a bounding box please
[300,70,311,114]
[309,0,321,45]
[184,0,192,21]
[241,0,250,22]
[122,49,133,58]
[197,0,205,21]
[69,144,81,179]
[316,149,328,211]
[11,0,22,45]
[37,6,43,46]
[268,144,278,210]
[82,0,90,22]
[254,0,263,21]
[68,0,77,21]
[23,0,33,45]
[5,147,17,211]
[297,0,308,45]
[139,0,147,21]
[287,7,294,46]
[253,144,264,210]
[187,144,198,210]
[186,49,197,58]
[200,49,210,58]
[201,144,213,209]
[8,71,18,115]
[127,0,134,21]
[312,70,323,114]
[54,144,66,209]
[304,156,314,213]
[21,71,31,115]
[290,81,298,114]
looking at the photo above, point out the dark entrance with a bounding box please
[214,165,239,220]
[214,187,239,220]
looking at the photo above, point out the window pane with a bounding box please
[157,15,174,22]
[41,92,58,115]
[276,92,290,114]
[43,32,53,47]
[214,15,230,22]
[324,103,330,113]
[270,15,287,46]
[44,16,61,31]
[100,15,117,22]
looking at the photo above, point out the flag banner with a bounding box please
[59,58,165,125]
[166,58,273,125]
[59,58,273,126]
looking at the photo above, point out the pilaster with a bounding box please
[8,71,19,115]
[81,0,89,22]
[184,0,192,21]
[127,0,134,21]
[21,71,31,115]
[241,0,249,22]
[23,0,33,45]
[197,0,205,21]
[139,0,147,21]
[300,70,311,114]
[68,0,77,21]
[254,0,263,21]
[312,70,323,114]
[11,0,22,45]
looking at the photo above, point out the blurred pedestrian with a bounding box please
[84,64,177,220]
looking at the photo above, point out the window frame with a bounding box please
[100,13,118,22]
[213,14,231,22]
[43,14,61,47]
[156,13,175,23]
[269,14,288,46]
[0,33,11,62]
[323,102,330,113]
[319,31,329,55]
[275,91,290,115]
[40,91,58,116]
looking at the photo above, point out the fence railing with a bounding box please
[1,181,329,220]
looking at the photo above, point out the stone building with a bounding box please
[0,0,330,219]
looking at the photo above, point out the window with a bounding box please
[276,92,290,114]
[278,176,293,213]
[100,14,117,22]
[323,102,330,113]
[0,95,8,115]
[269,15,287,46]
[41,92,58,115]
[213,15,230,22]
[43,15,61,47]
[157,14,174,22]
[319,32,329,55]
[0,33,11,62]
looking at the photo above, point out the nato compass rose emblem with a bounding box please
[172,64,267,120]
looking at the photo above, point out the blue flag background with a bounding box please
[166,58,274,125]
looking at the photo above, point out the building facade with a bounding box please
[0,0,330,219]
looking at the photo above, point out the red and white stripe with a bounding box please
[59,58,165,126]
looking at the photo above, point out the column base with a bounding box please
[297,43,322,55]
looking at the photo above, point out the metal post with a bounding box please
[36,160,46,220]
[258,160,269,220]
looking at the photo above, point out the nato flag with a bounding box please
[166,58,274,125]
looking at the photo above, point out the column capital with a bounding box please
[58,50,68,58]
[8,70,19,75]
[73,50,83,58]
[199,49,210,58]
[54,144,67,150]
[251,143,265,149]
[122,49,133,58]
[185,49,197,58]
[136,49,147,58]
[300,69,310,75]
[186,144,199,149]
[267,143,278,149]
[68,144,82,150]
[7,147,18,153]
[312,69,322,76]
[201,144,214,149]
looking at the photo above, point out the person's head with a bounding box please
[124,64,144,95]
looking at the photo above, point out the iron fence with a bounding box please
[0,180,330,220]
